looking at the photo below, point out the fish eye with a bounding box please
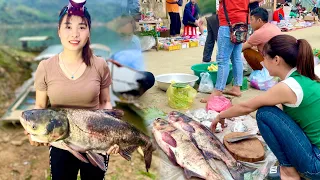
[32,124,37,130]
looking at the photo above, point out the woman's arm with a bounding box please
[210,82,297,131]
[34,90,48,109]
[99,87,112,110]
[219,83,297,119]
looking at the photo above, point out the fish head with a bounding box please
[168,111,186,123]
[168,111,192,123]
[20,109,69,143]
[152,118,176,131]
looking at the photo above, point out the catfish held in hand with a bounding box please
[20,108,155,172]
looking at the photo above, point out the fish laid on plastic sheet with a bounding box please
[168,111,252,180]
[152,118,224,180]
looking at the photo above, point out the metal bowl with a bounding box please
[155,73,199,91]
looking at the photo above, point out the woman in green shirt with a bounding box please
[211,34,320,179]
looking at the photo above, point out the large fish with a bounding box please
[20,108,155,172]
[152,118,223,180]
[168,111,251,180]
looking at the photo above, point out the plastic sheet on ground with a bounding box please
[150,109,277,180]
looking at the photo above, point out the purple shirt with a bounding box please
[191,4,195,16]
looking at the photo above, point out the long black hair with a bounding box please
[263,34,319,81]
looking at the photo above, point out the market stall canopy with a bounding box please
[19,36,53,52]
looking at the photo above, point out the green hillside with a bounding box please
[0,0,130,25]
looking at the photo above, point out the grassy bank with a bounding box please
[0,46,34,116]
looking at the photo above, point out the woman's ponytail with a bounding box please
[297,39,320,81]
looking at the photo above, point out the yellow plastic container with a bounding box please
[189,41,199,48]
[165,44,182,51]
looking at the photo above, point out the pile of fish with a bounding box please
[20,108,155,172]
[152,111,251,180]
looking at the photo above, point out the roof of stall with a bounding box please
[19,36,52,42]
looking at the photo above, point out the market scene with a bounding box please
[1,0,320,179]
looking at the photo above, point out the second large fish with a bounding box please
[152,118,223,180]
[168,111,251,179]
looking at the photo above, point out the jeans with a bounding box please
[257,106,320,179]
[203,14,219,62]
[215,26,243,91]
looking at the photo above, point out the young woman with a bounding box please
[211,34,320,179]
[26,2,119,179]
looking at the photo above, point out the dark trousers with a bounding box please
[50,146,109,180]
[169,12,181,36]
[203,14,219,62]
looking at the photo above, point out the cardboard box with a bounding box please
[304,16,315,21]
[160,30,170,37]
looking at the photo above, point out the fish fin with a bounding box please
[161,132,177,147]
[143,143,155,172]
[86,151,106,171]
[86,153,98,167]
[181,122,195,133]
[201,124,237,159]
[119,150,132,161]
[119,146,137,161]
[101,109,124,119]
[189,135,209,161]
[61,142,89,163]
[184,169,203,179]
[167,148,179,166]
[203,150,222,160]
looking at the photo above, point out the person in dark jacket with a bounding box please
[182,0,204,34]
[202,0,219,63]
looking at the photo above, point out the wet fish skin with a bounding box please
[20,108,155,172]
[152,118,223,180]
[168,111,251,180]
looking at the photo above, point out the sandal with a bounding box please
[267,165,308,180]
[267,165,281,180]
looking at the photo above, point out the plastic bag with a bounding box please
[206,96,232,112]
[249,67,278,91]
[198,72,214,93]
[166,83,197,109]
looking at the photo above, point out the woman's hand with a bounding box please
[24,131,50,147]
[210,114,227,132]
[107,144,120,155]
[105,102,113,110]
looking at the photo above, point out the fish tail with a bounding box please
[143,142,155,172]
